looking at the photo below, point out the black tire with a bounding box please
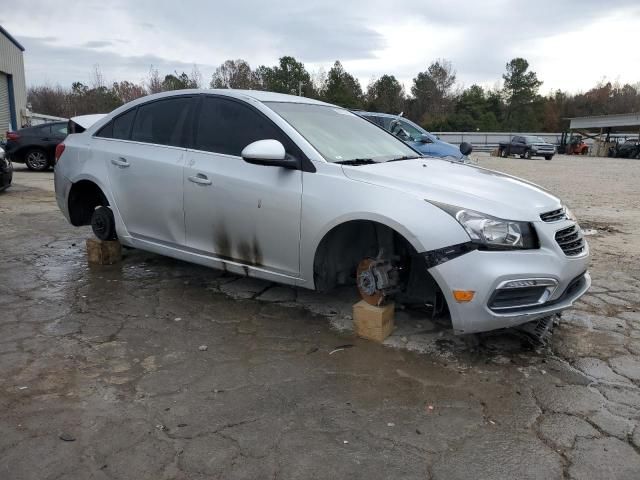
[91,206,117,241]
[545,155,553,161]
[24,148,51,171]
[523,149,532,159]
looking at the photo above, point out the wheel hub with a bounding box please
[27,152,47,169]
[356,256,400,306]
[357,269,377,296]
[93,216,106,234]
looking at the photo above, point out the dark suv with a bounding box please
[4,121,68,171]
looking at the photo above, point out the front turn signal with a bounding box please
[453,290,475,303]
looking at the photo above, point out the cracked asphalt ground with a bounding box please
[1,154,640,479]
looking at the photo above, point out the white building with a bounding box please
[0,25,27,136]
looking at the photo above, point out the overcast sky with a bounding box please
[3,0,639,94]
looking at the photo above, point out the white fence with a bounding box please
[27,112,67,126]
[433,131,637,151]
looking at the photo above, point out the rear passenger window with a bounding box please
[96,108,136,140]
[131,97,193,146]
[112,109,136,139]
[195,96,288,156]
[53,123,68,136]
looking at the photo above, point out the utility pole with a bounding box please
[298,81,303,96]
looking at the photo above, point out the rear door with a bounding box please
[183,95,302,276]
[511,136,523,155]
[100,96,195,245]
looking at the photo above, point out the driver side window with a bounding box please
[195,96,290,157]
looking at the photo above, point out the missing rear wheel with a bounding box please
[91,206,117,241]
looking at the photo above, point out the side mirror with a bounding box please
[241,139,298,169]
[459,142,473,156]
[419,134,433,144]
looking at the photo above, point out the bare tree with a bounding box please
[91,64,106,89]
[310,67,328,98]
[146,66,164,94]
[112,80,146,104]
[210,59,257,89]
[190,65,203,89]
[27,85,71,118]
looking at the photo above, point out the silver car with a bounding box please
[54,90,590,334]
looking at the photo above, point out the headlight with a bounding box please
[430,202,538,249]
[564,206,576,222]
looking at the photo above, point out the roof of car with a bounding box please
[136,89,333,106]
[354,111,399,118]
[86,89,338,135]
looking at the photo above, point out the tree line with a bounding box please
[28,57,640,133]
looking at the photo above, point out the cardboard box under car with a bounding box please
[86,238,122,265]
[353,300,395,343]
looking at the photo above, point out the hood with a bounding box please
[341,158,560,221]
[413,139,463,159]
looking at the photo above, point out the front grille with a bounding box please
[489,286,548,310]
[555,224,585,256]
[540,208,566,222]
[488,272,588,313]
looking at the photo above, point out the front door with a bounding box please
[184,96,303,276]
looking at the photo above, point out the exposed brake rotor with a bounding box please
[356,255,400,306]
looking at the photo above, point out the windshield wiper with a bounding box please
[386,155,422,162]
[334,158,377,165]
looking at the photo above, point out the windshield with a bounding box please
[267,102,418,163]
[525,136,546,144]
[391,119,427,142]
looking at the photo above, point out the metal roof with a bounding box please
[0,24,25,52]
[569,112,640,130]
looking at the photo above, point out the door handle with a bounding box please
[111,157,130,168]
[188,173,212,186]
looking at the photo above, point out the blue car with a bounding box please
[356,111,471,160]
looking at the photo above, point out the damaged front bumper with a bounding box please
[425,222,590,334]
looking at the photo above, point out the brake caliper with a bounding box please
[356,253,400,306]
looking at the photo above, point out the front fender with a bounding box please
[298,162,469,288]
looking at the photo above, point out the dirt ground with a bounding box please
[1,155,640,479]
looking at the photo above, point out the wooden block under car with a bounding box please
[353,300,395,343]
[86,238,122,265]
